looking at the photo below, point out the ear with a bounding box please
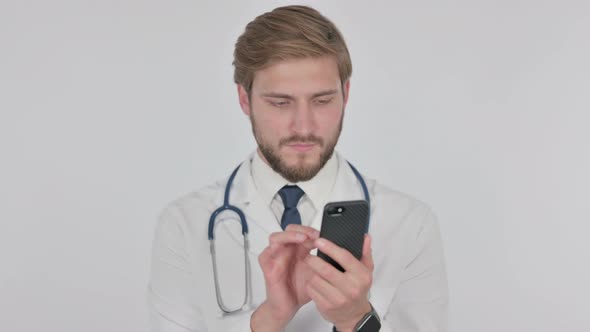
[342,80,351,106]
[237,84,251,116]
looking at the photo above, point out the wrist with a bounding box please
[250,301,291,332]
[334,301,372,332]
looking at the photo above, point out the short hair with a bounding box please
[233,5,352,94]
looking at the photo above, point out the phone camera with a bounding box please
[328,206,345,216]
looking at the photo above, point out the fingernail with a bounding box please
[296,233,306,241]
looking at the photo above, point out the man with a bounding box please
[148,5,448,332]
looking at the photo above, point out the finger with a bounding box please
[269,233,315,262]
[284,224,320,239]
[306,282,332,311]
[258,245,280,270]
[265,243,299,271]
[258,245,273,266]
[361,234,374,271]
[268,230,309,246]
[295,238,318,259]
[269,243,291,260]
[268,238,306,260]
[305,255,347,288]
[307,274,347,307]
[315,238,367,275]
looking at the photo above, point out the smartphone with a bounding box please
[317,200,369,272]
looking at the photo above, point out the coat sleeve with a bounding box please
[380,205,450,332]
[147,203,255,332]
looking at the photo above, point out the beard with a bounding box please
[250,114,343,183]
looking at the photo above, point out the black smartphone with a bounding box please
[317,200,369,272]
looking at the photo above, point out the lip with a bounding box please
[286,143,315,152]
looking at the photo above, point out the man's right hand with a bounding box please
[250,225,320,331]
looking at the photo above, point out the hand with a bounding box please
[251,225,320,331]
[305,234,374,332]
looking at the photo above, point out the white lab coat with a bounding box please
[148,152,449,331]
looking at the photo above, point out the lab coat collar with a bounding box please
[250,151,288,208]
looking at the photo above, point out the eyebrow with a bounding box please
[261,89,339,100]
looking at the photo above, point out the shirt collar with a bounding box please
[251,150,339,210]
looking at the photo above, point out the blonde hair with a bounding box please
[233,5,352,95]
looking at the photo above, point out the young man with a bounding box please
[148,5,448,332]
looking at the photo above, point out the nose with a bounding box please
[291,102,316,137]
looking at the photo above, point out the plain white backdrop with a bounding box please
[1,0,589,331]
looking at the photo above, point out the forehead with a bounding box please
[252,56,341,96]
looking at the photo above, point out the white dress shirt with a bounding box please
[251,150,338,227]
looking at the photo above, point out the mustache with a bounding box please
[280,135,324,146]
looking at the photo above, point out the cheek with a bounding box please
[252,111,288,140]
[254,107,292,129]
[256,114,288,136]
[317,108,343,132]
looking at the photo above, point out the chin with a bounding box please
[289,158,322,172]
[285,150,320,163]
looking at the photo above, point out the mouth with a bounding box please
[286,143,316,152]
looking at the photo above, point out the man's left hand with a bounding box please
[305,234,374,332]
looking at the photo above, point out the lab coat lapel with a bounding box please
[224,155,282,256]
[241,195,282,255]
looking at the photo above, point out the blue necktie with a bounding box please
[278,185,305,230]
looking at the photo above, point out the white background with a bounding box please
[1,0,589,331]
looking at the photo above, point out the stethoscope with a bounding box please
[208,161,370,315]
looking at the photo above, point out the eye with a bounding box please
[315,97,333,105]
[268,100,290,108]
